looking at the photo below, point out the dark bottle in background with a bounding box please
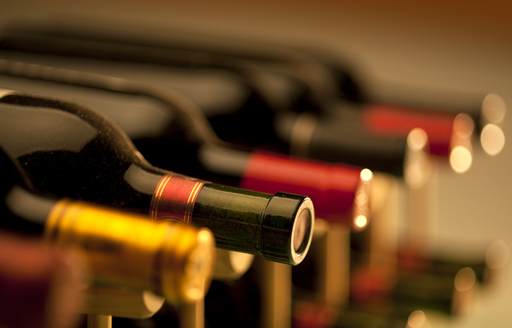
[0,30,410,177]
[0,63,369,226]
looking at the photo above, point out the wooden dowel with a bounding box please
[259,259,291,328]
[316,222,350,309]
[368,174,401,271]
[403,128,434,254]
[83,287,164,319]
[178,300,204,328]
[86,315,112,328]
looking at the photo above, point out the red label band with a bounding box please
[362,104,455,157]
[150,175,204,224]
[241,151,363,223]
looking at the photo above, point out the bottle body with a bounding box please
[0,232,84,328]
[0,93,314,264]
[0,70,367,225]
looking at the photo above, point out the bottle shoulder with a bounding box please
[0,99,160,207]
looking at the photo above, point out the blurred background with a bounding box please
[1,1,511,326]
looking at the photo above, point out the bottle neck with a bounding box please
[277,111,407,177]
[144,137,368,227]
[147,165,314,265]
[138,136,249,188]
[2,186,55,235]
[350,268,461,315]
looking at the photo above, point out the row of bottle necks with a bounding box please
[0,24,508,328]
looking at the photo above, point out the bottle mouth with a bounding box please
[290,197,315,265]
[180,229,216,302]
[406,310,430,328]
[480,94,506,156]
[449,113,474,174]
[452,266,476,315]
[162,227,215,304]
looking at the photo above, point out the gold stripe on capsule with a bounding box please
[150,175,172,219]
[184,182,204,224]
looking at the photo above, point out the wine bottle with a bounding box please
[0,91,314,265]
[2,26,504,158]
[325,101,475,166]
[398,240,510,285]
[295,48,505,130]
[350,266,476,316]
[0,232,84,328]
[0,147,215,304]
[3,25,501,139]
[0,31,410,177]
[0,65,369,227]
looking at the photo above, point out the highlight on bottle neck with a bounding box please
[0,88,14,98]
[480,94,506,156]
[241,151,372,230]
[44,200,215,304]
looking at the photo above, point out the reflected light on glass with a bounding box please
[449,146,472,174]
[360,168,373,182]
[481,124,505,156]
[353,215,368,231]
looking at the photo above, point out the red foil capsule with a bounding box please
[241,151,371,228]
[150,175,204,224]
[362,104,455,157]
[0,233,84,328]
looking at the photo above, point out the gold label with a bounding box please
[45,201,170,293]
[44,200,214,303]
